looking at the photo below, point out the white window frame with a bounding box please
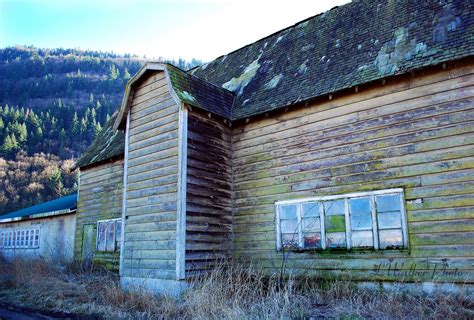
[96,218,121,253]
[275,188,408,251]
[0,228,40,249]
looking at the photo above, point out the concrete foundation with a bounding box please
[120,276,189,297]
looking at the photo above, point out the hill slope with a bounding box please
[0,46,201,214]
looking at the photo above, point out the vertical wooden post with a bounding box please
[119,110,130,276]
[176,105,188,280]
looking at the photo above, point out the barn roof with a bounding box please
[191,0,474,120]
[167,64,234,119]
[0,194,77,223]
[80,0,474,168]
[74,111,125,169]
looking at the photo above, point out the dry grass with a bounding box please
[0,257,472,319]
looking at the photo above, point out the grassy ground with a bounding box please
[0,258,472,319]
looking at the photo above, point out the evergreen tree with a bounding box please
[2,135,13,152]
[94,121,102,137]
[3,134,18,153]
[124,68,131,79]
[72,112,80,135]
[36,126,43,140]
[18,123,27,143]
[109,64,119,80]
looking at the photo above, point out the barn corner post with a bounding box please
[162,64,189,288]
[119,110,130,277]
[176,103,188,281]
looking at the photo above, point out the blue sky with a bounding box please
[0,0,350,61]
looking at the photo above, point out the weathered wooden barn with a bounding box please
[73,114,124,270]
[0,194,77,262]
[75,0,474,294]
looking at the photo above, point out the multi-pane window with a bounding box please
[96,219,122,252]
[275,189,408,251]
[0,228,40,249]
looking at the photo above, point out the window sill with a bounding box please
[279,247,410,255]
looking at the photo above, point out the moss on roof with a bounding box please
[79,0,474,166]
[191,0,474,120]
[74,112,124,169]
[166,64,234,119]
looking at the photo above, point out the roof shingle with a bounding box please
[190,0,474,120]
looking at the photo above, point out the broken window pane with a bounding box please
[351,213,372,230]
[376,194,400,212]
[97,222,107,252]
[352,230,373,248]
[302,202,319,217]
[106,222,115,252]
[378,212,402,229]
[324,200,344,215]
[326,232,346,248]
[349,197,371,215]
[325,215,346,232]
[379,229,403,249]
[304,233,321,248]
[280,205,297,219]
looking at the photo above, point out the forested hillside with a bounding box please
[0,46,201,214]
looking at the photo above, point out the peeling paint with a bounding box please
[265,74,283,90]
[222,54,261,96]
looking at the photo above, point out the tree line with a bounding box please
[0,45,202,214]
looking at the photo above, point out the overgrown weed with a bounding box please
[0,257,472,319]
